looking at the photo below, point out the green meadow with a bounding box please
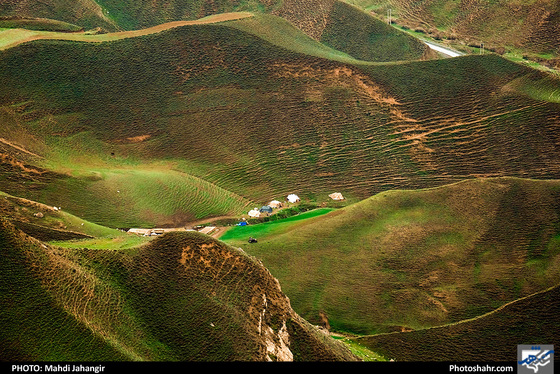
[50,234,152,250]
[219,208,335,243]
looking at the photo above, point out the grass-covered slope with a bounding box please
[0,0,432,62]
[353,284,560,361]
[319,1,435,62]
[1,20,559,227]
[0,189,121,240]
[0,0,118,32]
[227,177,560,336]
[0,218,358,361]
[0,17,83,32]
[0,219,128,361]
[349,0,560,62]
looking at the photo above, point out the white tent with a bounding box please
[287,194,300,203]
[248,208,261,218]
[269,200,283,208]
[329,192,344,201]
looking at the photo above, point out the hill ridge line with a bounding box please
[0,12,254,51]
[364,283,560,338]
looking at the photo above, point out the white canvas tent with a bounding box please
[248,208,261,218]
[329,192,344,201]
[269,200,283,208]
[287,194,300,203]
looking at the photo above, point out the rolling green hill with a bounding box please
[0,0,433,62]
[224,177,560,337]
[348,0,560,67]
[0,217,359,361]
[0,16,83,32]
[0,0,119,32]
[353,283,560,361]
[2,0,559,364]
[1,19,559,227]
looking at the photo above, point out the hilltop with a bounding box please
[223,177,560,338]
[0,217,358,361]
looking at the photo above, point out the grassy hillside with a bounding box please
[0,0,118,32]
[0,19,559,227]
[219,207,335,242]
[0,218,359,361]
[319,1,435,62]
[348,0,560,67]
[354,284,560,361]
[0,0,432,63]
[0,189,121,240]
[225,177,560,336]
[0,220,128,361]
[0,16,83,32]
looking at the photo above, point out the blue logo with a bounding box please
[518,345,554,374]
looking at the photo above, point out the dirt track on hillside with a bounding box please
[0,12,253,50]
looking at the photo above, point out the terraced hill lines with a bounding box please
[350,0,560,67]
[271,0,336,41]
[0,218,359,361]
[0,12,559,225]
[361,55,560,186]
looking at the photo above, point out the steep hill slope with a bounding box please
[0,0,433,62]
[0,189,121,240]
[318,1,434,62]
[0,218,358,361]
[224,177,560,336]
[353,284,560,361]
[0,19,559,227]
[0,0,119,31]
[349,0,560,65]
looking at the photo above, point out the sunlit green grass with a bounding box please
[219,208,335,243]
[226,14,361,64]
[50,233,152,250]
[335,336,388,361]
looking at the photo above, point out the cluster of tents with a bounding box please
[243,192,344,220]
[238,193,345,243]
[246,195,297,219]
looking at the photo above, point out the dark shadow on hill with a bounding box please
[353,284,560,362]
[0,218,359,361]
